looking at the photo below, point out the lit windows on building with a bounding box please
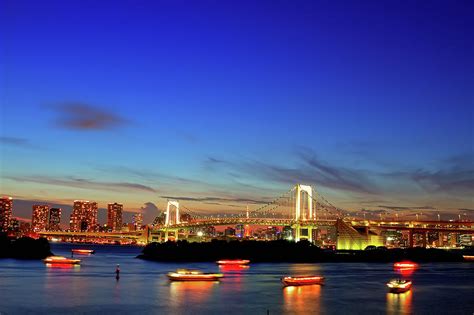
[32,205,49,232]
[0,197,13,232]
[48,208,62,231]
[107,203,123,232]
[133,213,143,231]
[70,200,98,232]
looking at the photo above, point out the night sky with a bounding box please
[1,0,472,223]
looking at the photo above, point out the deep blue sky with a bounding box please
[1,0,473,222]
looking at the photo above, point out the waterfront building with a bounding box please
[204,226,216,237]
[235,224,245,238]
[19,222,31,234]
[107,203,123,232]
[48,208,61,231]
[0,196,13,232]
[10,218,19,230]
[224,227,236,237]
[282,226,293,240]
[70,200,98,232]
[32,205,49,232]
[133,213,143,230]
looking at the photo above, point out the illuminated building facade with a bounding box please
[32,205,49,232]
[107,203,123,232]
[224,227,236,237]
[0,196,13,232]
[133,213,143,231]
[48,208,61,231]
[70,200,98,232]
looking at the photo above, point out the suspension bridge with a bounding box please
[39,184,474,249]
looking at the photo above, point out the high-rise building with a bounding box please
[133,213,143,231]
[0,197,13,232]
[70,200,98,232]
[32,205,49,232]
[107,203,123,232]
[48,208,62,231]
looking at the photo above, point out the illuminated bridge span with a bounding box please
[155,184,340,242]
[39,184,474,249]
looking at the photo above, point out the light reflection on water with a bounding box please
[0,243,473,314]
[386,290,413,315]
[283,285,322,314]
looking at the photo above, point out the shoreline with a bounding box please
[137,240,470,263]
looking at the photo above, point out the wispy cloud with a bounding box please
[0,136,38,149]
[386,153,474,194]
[6,175,156,193]
[50,102,129,130]
[160,195,268,205]
[204,147,377,194]
[377,205,436,211]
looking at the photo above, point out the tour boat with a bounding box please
[463,255,474,261]
[216,259,250,265]
[167,269,224,281]
[281,276,325,286]
[387,279,412,293]
[43,256,81,265]
[71,249,95,254]
[393,261,417,270]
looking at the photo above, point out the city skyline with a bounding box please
[1,1,473,221]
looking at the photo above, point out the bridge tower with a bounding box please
[244,205,250,237]
[164,200,180,241]
[165,200,180,226]
[293,184,315,242]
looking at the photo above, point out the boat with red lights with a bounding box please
[167,269,224,281]
[282,276,325,286]
[393,261,417,269]
[387,279,412,293]
[71,249,95,254]
[43,256,81,265]
[216,259,250,265]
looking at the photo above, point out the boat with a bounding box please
[393,261,417,269]
[282,276,325,286]
[167,269,224,281]
[387,279,412,293]
[463,255,474,261]
[216,259,250,265]
[71,249,95,254]
[43,256,81,265]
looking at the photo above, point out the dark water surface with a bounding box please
[0,243,473,314]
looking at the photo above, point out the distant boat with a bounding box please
[463,255,474,261]
[387,279,412,293]
[393,261,417,269]
[216,259,250,265]
[282,276,325,286]
[71,249,95,254]
[167,269,224,281]
[43,256,81,265]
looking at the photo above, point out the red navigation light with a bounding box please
[393,261,417,269]
[216,259,250,265]
[394,261,417,276]
[71,249,95,254]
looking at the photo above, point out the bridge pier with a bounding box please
[294,225,313,243]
